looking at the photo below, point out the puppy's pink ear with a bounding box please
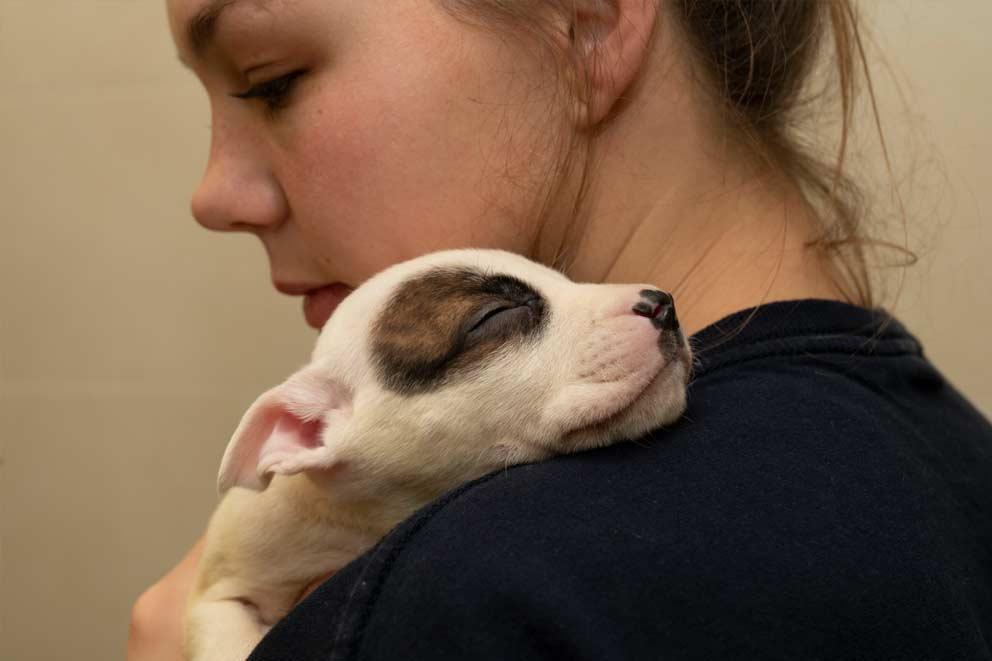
[217,363,352,494]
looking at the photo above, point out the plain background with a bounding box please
[1,2,989,659]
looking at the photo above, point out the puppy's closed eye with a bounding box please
[464,298,541,345]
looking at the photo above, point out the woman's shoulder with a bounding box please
[257,407,990,661]
[250,301,992,661]
[309,364,990,658]
[257,405,992,661]
[684,298,991,473]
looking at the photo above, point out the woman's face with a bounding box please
[167,0,567,328]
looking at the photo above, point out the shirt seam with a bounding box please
[691,340,921,383]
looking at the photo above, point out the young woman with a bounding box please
[129,1,992,658]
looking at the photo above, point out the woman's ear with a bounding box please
[566,0,658,126]
[217,362,353,494]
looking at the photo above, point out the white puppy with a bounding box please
[184,249,692,661]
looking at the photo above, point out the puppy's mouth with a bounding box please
[569,372,660,439]
[564,346,691,442]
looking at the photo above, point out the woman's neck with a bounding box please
[553,42,850,336]
[574,164,848,336]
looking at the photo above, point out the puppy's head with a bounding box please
[219,250,691,495]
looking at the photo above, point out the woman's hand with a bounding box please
[127,535,334,660]
[127,536,205,661]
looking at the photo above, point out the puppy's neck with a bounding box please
[282,472,432,542]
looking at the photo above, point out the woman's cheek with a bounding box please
[278,105,451,277]
[293,96,466,226]
[281,46,550,267]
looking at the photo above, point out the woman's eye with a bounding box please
[230,69,307,114]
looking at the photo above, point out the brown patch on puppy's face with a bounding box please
[370,266,547,394]
[304,247,689,471]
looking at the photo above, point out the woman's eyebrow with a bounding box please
[187,0,241,56]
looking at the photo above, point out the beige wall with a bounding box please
[1,2,989,659]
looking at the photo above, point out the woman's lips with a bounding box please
[303,283,353,330]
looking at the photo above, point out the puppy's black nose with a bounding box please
[632,289,679,331]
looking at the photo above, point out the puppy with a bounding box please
[184,249,692,661]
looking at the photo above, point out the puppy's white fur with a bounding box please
[184,249,691,660]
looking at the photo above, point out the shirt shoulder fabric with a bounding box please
[250,300,992,661]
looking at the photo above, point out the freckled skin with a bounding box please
[167,0,563,291]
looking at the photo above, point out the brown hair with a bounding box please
[441,0,903,307]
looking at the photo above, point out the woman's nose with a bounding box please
[190,120,288,233]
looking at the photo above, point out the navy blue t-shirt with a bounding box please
[250,299,992,660]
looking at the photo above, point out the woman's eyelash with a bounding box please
[230,70,307,112]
